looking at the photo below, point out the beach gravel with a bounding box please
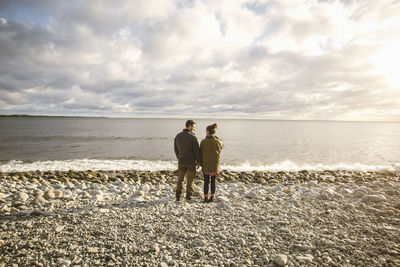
[0,169,399,266]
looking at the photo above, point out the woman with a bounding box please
[200,123,224,203]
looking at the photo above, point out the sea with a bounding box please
[0,117,399,172]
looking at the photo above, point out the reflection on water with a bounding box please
[0,117,400,167]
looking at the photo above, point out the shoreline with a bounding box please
[1,170,400,266]
[1,159,399,174]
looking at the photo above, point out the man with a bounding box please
[174,120,201,201]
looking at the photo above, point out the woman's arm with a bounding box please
[217,138,224,150]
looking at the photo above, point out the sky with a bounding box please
[0,0,399,121]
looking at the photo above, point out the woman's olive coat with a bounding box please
[200,135,224,173]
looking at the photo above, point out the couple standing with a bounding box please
[174,120,224,203]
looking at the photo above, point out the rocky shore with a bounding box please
[0,169,399,266]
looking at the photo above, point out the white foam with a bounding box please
[222,160,400,172]
[0,159,399,172]
[0,159,177,172]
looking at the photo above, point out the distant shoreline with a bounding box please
[0,114,108,118]
[0,114,399,123]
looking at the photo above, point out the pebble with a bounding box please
[361,194,387,203]
[318,193,329,200]
[88,247,99,253]
[54,189,64,198]
[61,259,71,266]
[245,191,258,199]
[217,202,231,209]
[92,194,104,202]
[131,196,145,202]
[153,244,160,253]
[43,190,56,200]
[16,192,29,201]
[218,196,229,202]
[273,254,288,266]
[296,254,313,263]
[55,225,64,232]
[238,238,246,246]
[272,185,283,192]
[31,195,47,205]
[301,245,311,251]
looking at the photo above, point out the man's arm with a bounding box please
[193,136,201,164]
[199,141,203,166]
[174,136,179,159]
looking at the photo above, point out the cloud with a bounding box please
[0,0,399,120]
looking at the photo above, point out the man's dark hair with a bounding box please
[185,120,196,128]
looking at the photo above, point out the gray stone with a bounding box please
[352,190,367,198]
[153,244,160,253]
[88,247,98,253]
[131,196,145,202]
[31,195,47,205]
[361,194,387,203]
[75,183,87,190]
[218,196,229,202]
[238,238,246,246]
[16,209,33,215]
[317,193,329,200]
[55,225,65,232]
[198,240,207,246]
[92,194,104,202]
[217,202,231,210]
[296,254,313,263]
[16,192,29,201]
[82,192,91,199]
[245,191,258,199]
[54,189,64,198]
[43,190,56,200]
[61,259,71,266]
[301,245,311,251]
[272,185,282,192]
[273,254,288,266]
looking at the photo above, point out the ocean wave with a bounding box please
[0,159,399,172]
[222,160,400,172]
[0,159,176,172]
[0,136,170,142]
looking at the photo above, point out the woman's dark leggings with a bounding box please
[203,174,216,196]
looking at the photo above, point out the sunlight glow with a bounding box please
[370,42,400,87]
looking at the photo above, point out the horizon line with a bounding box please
[0,114,399,123]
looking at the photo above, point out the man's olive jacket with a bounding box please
[174,129,201,165]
